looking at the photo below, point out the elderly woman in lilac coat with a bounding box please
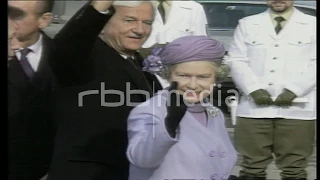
[126,36,238,180]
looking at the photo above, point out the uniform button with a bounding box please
[268,83,273,86]
[211,174,218,180]
[209,151,215,157]
[273,57,277,60]
[252,41,256,44]
[274,44,279,47]
[298,41,302,44]
[270,70,275,73]
[219,152,226,158]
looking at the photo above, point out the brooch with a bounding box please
[206,106,220,117]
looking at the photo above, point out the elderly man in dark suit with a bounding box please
[7,1,56,180]
[47,1,162,180]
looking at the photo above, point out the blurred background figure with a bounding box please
[143,0,208,48]
[139,0,208,88]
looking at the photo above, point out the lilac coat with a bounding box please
[126,90,237,180]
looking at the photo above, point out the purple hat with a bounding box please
[142,35,225,74]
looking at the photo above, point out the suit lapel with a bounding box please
[102,45,153,95]
[276,8,306,39]
[163,2,191,30]
[31,33,53,90]
[123,54,153,95]
[162,1,177,28]
[259,8,306,40]
[259,11,278,39]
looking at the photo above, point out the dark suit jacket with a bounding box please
[8,32,56,180]
[47,5,162,180]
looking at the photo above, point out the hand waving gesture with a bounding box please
[165,82,187,138]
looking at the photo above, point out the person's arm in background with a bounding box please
[50,1,114,87]
[193,3,208,36]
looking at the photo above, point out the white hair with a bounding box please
[112,0,151,7]
[112,0,156,18]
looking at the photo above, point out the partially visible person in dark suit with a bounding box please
[47,1,161,180]
[7,1,56,179]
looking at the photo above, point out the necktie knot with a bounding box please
[20,48,32,57]
[274,16,285,23]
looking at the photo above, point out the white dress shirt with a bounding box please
[15,34,43,72]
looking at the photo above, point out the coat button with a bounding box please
[298,41,302,44]
[219,152,226,158]
[274,44,279,47]
[252,41,256,44]
[209,151,215,157]
[211,174,218,180]
[273,57,277,60]
[270,70,275,72]
[268,82,273,85]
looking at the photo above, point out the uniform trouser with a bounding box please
[234,117,315,179]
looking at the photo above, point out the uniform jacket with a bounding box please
[127,90,237,180]
[142,1,208,48]
[8,32,56,180]
[226,8,316,120]
[47,4,162,180]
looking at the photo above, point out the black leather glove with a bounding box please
[165,82,187,138]
[274,89,297,106]
[249,89,273,106]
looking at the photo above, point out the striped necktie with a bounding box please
[19,48,35,79]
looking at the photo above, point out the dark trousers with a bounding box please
[234,117,315,179]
